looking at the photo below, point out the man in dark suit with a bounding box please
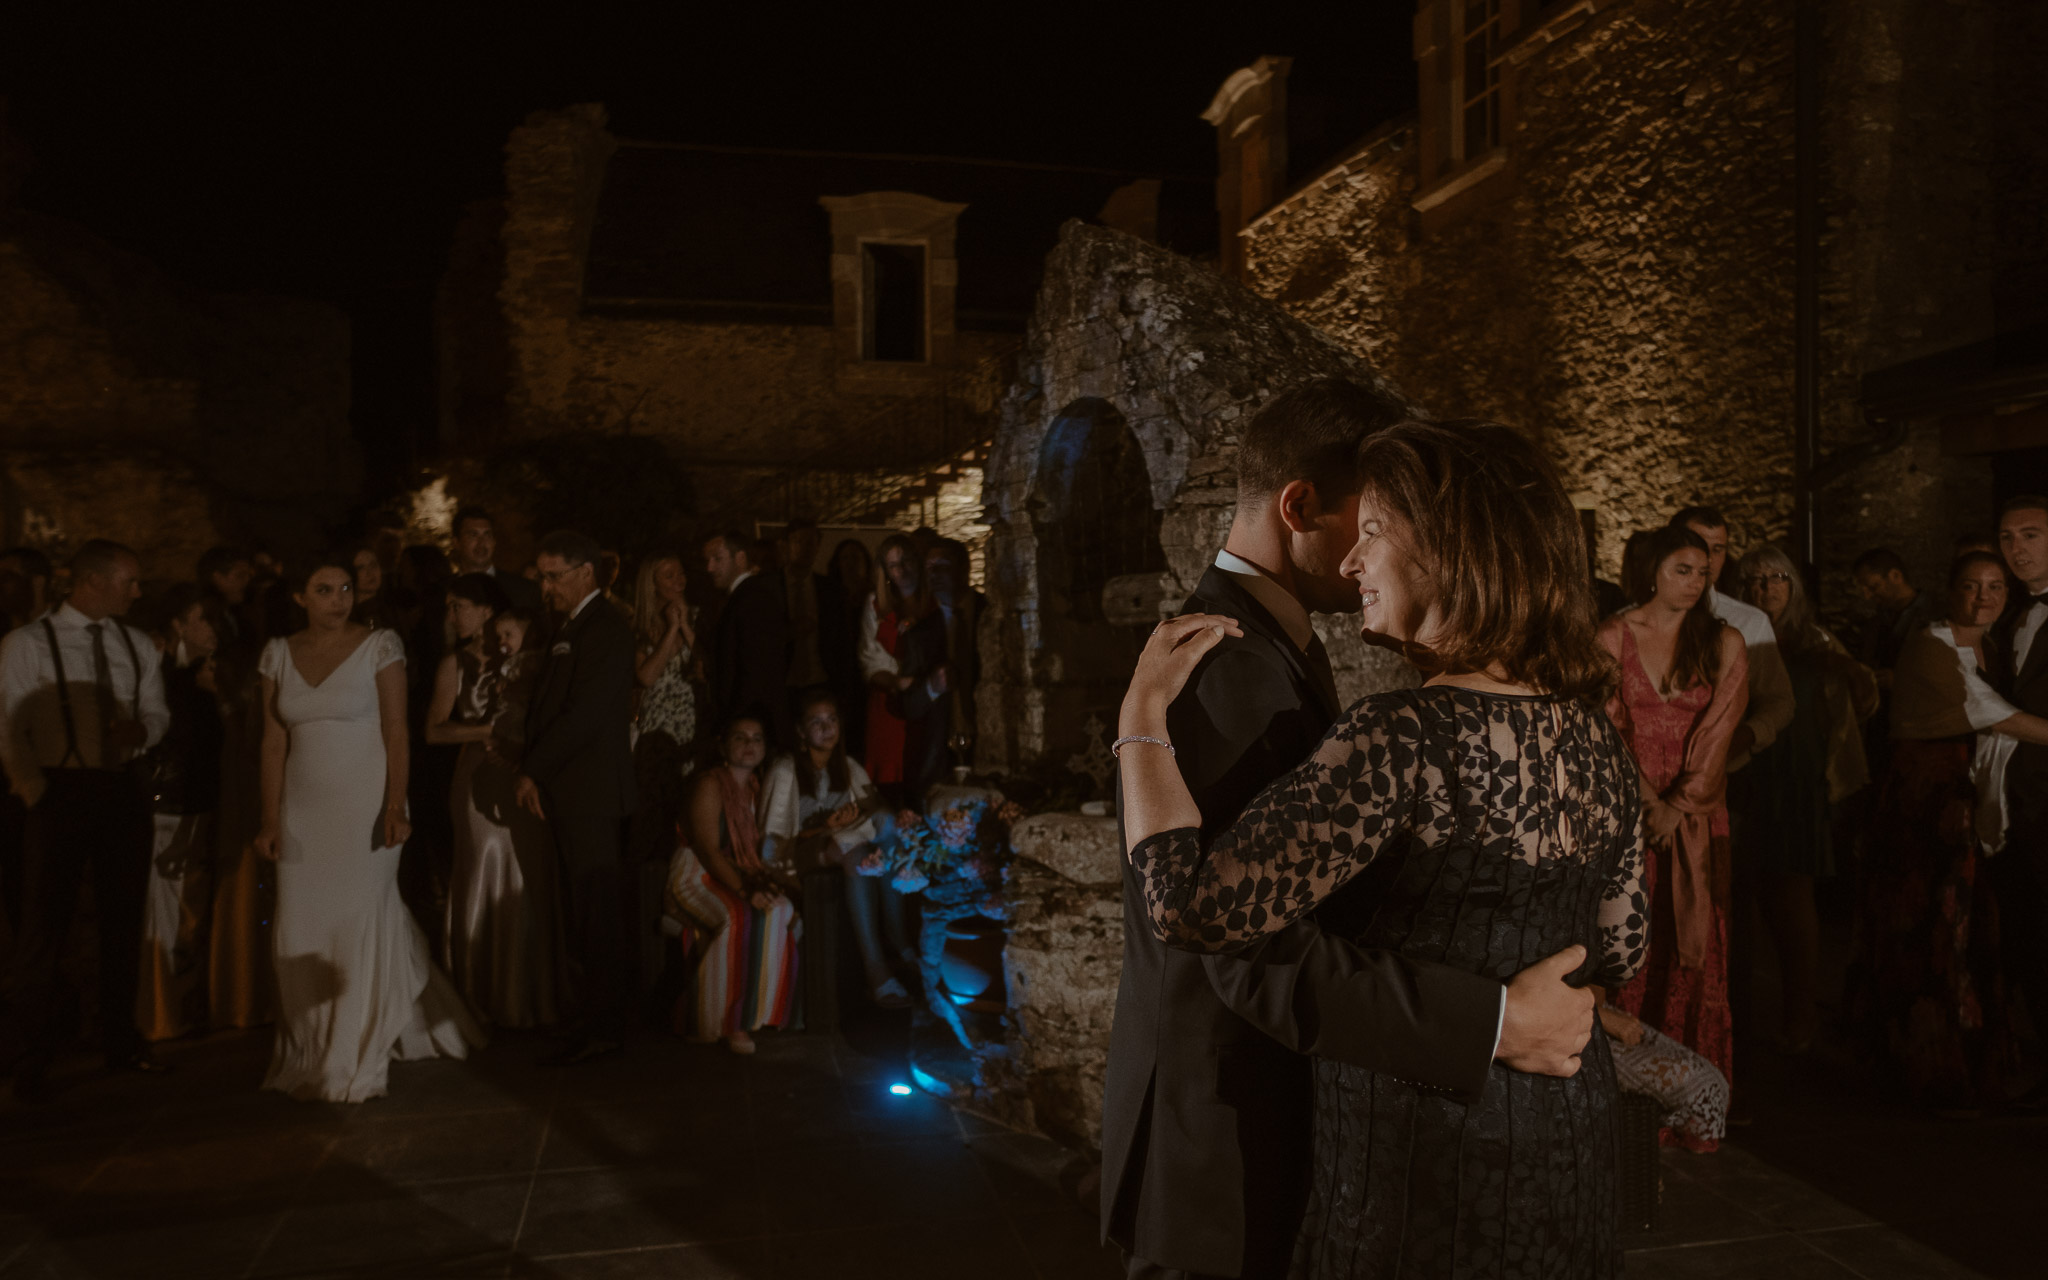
[454,507,544,614]
[703,530,790,743]
[517,529,637,1065]
[1101,381,1600,1280]
[1994,494,2048,1109]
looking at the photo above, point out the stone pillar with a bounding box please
[1203,55,1293,280]
[500,103,615,435]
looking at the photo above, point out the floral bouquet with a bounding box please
[856,794,1023,910]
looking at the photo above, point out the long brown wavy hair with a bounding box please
[1354,420,1617,705]
[1622,525,1724,694]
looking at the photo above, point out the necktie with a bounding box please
[1303,633,1343,715]
[88,622,120,768]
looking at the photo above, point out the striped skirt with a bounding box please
[665,848,800,1037]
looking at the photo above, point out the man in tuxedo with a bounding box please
[1101,381,1599,1280]
[1994,494,2048,1109]
[454,507,544,613]
[703,530,790,743]
[517,530,637,1064]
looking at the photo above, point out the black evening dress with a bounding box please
[1131,687,1647,1280]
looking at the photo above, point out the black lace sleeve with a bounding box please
[1595,775,1648,987]
[1128,698,1425,953]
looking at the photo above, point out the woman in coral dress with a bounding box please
[1598,525,1748,1149]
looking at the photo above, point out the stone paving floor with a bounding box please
[1,1018,2040,1278]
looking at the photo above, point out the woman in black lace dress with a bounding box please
[1118,421,1646,1280]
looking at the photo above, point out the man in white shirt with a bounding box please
[1,540,171,1100]
[1668,506,1797,1115]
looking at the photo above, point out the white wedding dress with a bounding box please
[260,630,483,1102]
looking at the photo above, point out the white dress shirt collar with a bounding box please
[729,568,758,592]
[570,589,602,620]
[1213,549,1316,652]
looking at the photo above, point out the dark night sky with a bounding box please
[1,2,1414,488]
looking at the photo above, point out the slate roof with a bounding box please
[580,142,1215,331]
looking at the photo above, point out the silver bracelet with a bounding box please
[1111,734,1175,759]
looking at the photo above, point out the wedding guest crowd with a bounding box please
[0,508,984,1101]
[1581,493,2048,1148]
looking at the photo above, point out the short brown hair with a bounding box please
[1237,378,1409,505]
[1355,420,1616,704]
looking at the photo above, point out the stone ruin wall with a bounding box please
[1241,0,2047,604]
[977,221,1422,781]
[0,211,359,580]
[978,223,1426,1151]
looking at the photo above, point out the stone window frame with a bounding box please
[819,191,967,378]
[1410,0,1619,220]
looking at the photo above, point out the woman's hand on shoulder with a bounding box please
[1120,614,1242,731]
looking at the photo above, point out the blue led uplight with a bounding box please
[889,1083,914,1096]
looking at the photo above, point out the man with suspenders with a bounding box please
[0,540,170,1101]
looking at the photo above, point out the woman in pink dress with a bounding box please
[1598,525,1749,1149]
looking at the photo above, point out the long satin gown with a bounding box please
[445,647,563,1028]
[260,630,483,1102]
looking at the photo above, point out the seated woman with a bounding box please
[758,689,911,1008]
[1599,526,1748,1146]
[1119,420,1644,1279]
[667,715,800,1053]
[1856,550,2048,1114]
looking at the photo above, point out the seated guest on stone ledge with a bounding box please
[760,688,911,1009]
[1600,524,1747,1148]
[1597,988,1729,1151]
[1854,550,2048,1115]
[669,714,800,1053]
[1112,408,1633,1280]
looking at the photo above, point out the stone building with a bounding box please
[976,222,1422,784]
[0,148,360,579]
[1218,0,2048,601]
[437,104,1211,555]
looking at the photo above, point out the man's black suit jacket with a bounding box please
[710,571,790,736]
[523,597,637,819]
[1099,567,1503,1278]
[1997,597,2048,836]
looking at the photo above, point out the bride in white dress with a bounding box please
[252,557,483,1102]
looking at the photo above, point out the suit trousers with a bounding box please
[11,769,152,1067]
[553,809,629,1042]
[1991,818,2048,1020]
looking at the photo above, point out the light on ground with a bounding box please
[889,1082,913,1096]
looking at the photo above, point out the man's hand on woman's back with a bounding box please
[1496,945,1597,1077]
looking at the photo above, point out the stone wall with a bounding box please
[0,210,360,579]
[977,222,1421,781]
[1242,1,1798,580]
[994,812,1125,1150]
[1238,0,2048,603]
[445,105,1017,538]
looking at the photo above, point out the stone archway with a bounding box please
[1024,398,1167,785]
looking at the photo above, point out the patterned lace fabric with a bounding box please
[1129,687,1648,1280]
[1609,1023,1730,1150]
